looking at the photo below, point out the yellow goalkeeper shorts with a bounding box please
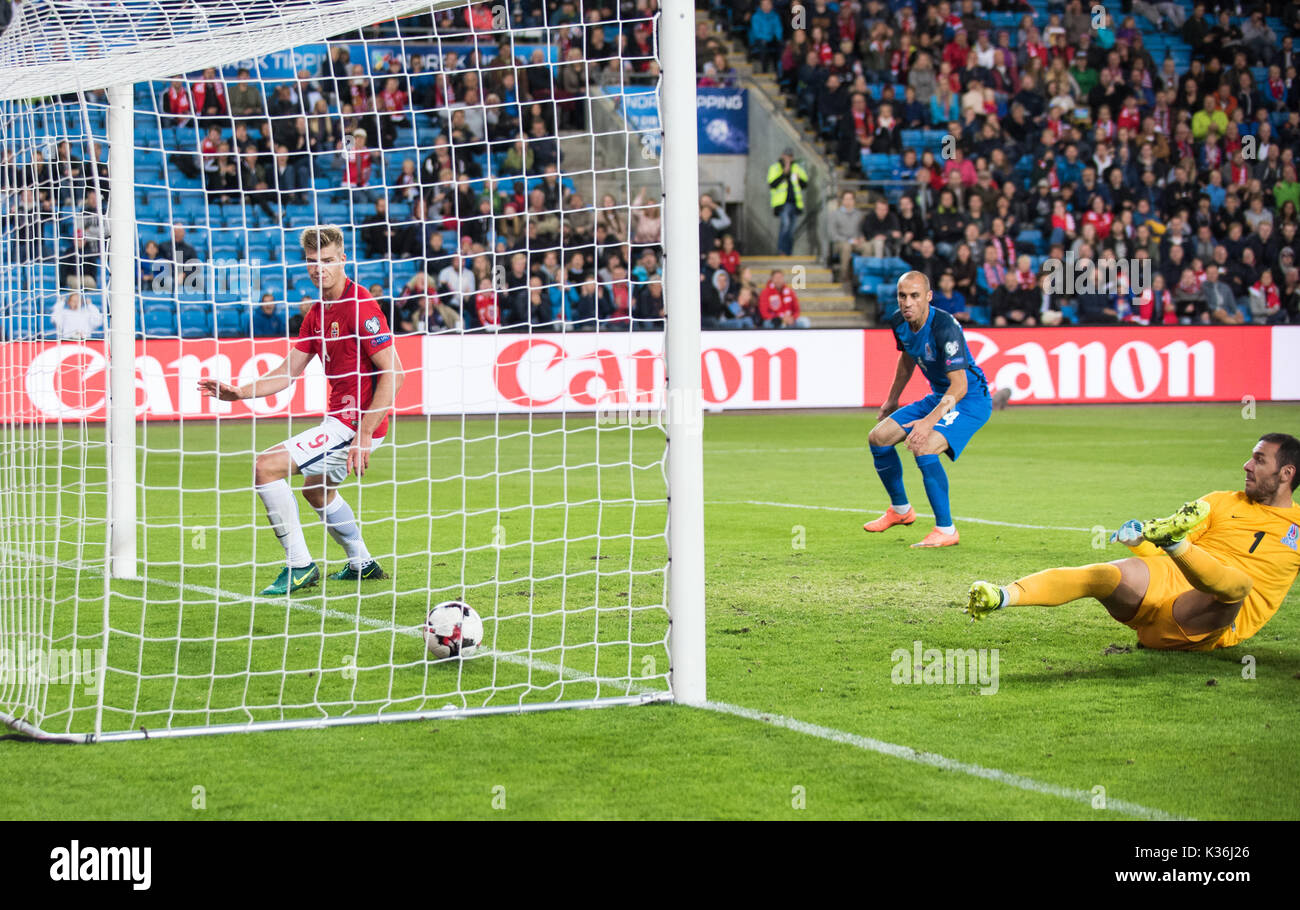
[1122,556,1230,651]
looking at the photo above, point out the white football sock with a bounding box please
[935,525,956,535]
[255,479,312,567]
[891,503,912,515]
[315,494,372,569]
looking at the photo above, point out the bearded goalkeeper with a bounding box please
[966,434,1300,650]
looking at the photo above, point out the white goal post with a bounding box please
[0,0,704,742]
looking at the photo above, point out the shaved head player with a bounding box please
[863,270,993,547]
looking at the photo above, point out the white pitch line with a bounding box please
[706,446,862,455]
[708,499,1096,532]
[699,700,1191,820]
[13,552,1183,819]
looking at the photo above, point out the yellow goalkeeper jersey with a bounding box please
[1190,491,1300,647]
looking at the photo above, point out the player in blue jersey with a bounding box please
[863,271,992,547]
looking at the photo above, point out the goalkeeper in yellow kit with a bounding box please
[966,433,1300,650]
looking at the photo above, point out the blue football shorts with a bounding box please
[886,391,991,460]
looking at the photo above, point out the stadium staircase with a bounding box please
[695,10,867,328]
[740,254,864,327]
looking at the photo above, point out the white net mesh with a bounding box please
[0,0,675,740]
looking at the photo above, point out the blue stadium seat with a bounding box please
[390,258,419,287]
[320,204,351,224]
[248,228,281,263]
[5,313,41,340]
[177,303,212,338]
[355,262,389,287]
[1016,229,1043,253]
[215,305,248,338]
[142,304,177,337]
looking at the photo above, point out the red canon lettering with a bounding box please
[568,350,625,406]
[745,347,797,402]
[701,348,743,403]
[494,338,565,407]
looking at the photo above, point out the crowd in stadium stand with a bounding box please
[9,0,1300,335]
[7,0,753,338]
[720,0,1300,325]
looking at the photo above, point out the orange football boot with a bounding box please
[863,506,916,532]
[910,528,960,548]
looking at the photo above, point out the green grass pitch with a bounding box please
[3,403,1299,819]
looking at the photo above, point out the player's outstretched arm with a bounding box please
[197,348,313,402]
[348,344,405,478]
[878,352,915,421]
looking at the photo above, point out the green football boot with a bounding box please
[259,563,321,596]
[328,560,388,581]
[1141,500,1211,549]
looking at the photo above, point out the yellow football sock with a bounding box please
[1123,539,1163,559]
[1005,564,1122,607]
[1166,540,1253,603]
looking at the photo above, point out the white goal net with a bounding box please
[0,0,704,742]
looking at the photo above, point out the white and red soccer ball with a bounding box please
[423,601,484,659]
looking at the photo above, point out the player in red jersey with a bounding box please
[199,225,405,595]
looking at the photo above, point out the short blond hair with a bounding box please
[300,225,345,255]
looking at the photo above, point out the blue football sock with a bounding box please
[916,454,952,528]
[870,444,909,510]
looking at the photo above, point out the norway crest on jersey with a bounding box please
[1284,523,1299,551]
[329,321,339,338]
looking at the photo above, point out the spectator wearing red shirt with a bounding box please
[1117,96,1142,132]
[1022,31,1049,68]
[1013,255,1036,291]
[1094,105,1117,140]
[719,234,740,275]
[164,79,193,126]
[1134,273,1171,326]
[1082,196,1114,241]
[474,278,500,330]
[1049,198,1076,245]
[378,76,409,147]
[942,147,977,188]
[811,27,833,65]
[342,128,376,191]
[759,270,811,328]
[607,265,632,323]
[200,126,221,172]
[467,2,494,32]
[192,68,227,125]
[1250,268,1284,324]
[943,32,970,71]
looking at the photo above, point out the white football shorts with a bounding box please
[284,415,386,485]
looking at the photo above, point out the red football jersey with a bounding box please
[294,278,394,437]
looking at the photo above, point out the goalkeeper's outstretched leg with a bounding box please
[966,500,1253,651]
